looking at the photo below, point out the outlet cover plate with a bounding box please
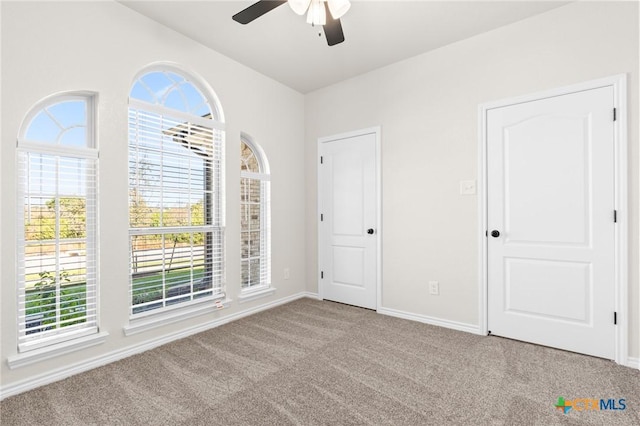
[460,180,476,195]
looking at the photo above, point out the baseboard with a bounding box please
[627,357,640,369]
[377,306,482,335]
[378,307,640,369]
[0,291,313,400]
[300,291,321,300]
[6,293,624,399]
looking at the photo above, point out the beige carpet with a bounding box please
[1,298,639,425]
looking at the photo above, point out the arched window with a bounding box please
[128,66,225,316]
[16,93,98,351]
[240,134,270,291]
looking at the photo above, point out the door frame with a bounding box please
[478,74,628,365]
[317,126,382,310]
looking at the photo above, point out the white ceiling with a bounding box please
[120,0,569,93]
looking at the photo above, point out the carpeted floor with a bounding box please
[1,298,638,425]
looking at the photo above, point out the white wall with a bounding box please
[305,1,639,358]
[2,0,638,397]
[0,1,306,391]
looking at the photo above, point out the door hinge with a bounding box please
[321,271,324,279]
[485,230,488,237]
[613,108,617,121]
[320,213,324,222]
[614,210,617,223]
[320,156,323,164]
[614,311,617,325]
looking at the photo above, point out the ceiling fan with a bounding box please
[232,0,351,46]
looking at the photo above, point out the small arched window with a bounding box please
[240,135,270,291]
[128,66,225,316]
[16,93,99,351]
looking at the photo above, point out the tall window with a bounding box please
[128,68,225,316]
[240,135,270,290]
[17,93,98,351]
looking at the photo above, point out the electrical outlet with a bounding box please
[428,281,439,295]
[460,180,476,195]
[284,268,290,280]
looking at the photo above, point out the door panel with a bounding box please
[332,246,365,287]
[487,86,615,359]
[332,153,364,236]
[504,115,590,246]
[319,131,377,309]
[504,258,591,323]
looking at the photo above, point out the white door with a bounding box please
[319,130,378,309]
[487,86,616,359]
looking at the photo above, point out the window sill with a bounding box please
[123,298,232,336]
[238,287,276,304]
[7,331,109,370]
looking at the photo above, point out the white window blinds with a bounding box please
[240,138,270,290]
[128,70,225,317]
[16,95,98,352]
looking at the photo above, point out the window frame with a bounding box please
[240,134,271,294]
[16,92,100,353]
[127,66,226,320]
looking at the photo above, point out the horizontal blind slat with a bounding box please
[129,100,224,317]
[17,146,98,349]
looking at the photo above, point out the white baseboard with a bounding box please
[378,307,640,370]
[4,293,629,400]
[381,307,640,370]
[300,291,321,300]
[0,292,313,400]
[627,357,639,369]
[377,306,482,335]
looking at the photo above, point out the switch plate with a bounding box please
[460,180,476,195]
[428,281,439,295]
[284,268,290,280]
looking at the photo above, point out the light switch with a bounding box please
[428,281,439,295]
[460,180,476,195]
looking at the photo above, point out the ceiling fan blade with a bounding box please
[233,0,287,25]
[323,2,345,46]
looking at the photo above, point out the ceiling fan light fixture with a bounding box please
[288,0,311,16]
[306,0,326,26]
[232,0,346,46]
[327,0,350,19]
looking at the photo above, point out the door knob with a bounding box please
[491,230,500,238]
[367,228,375,235]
